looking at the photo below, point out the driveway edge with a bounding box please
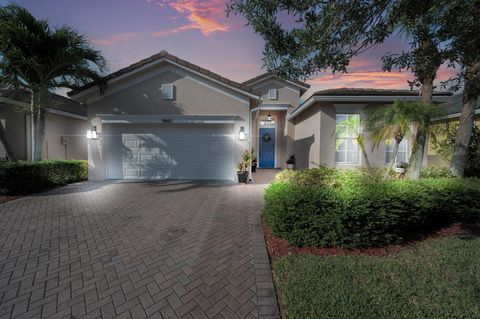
[252,211,281,319]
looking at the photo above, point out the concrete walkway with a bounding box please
[0,173,280,318]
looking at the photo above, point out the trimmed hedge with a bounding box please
[265,171,480,248]
[0,160,88,195]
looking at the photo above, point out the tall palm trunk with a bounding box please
[451,59,480,177]
[407,34,441,180]
[408,75,435,179]
[33,84,47,161]
[385,139,401,180]
[0,120,16,161]
[357,133,371,169]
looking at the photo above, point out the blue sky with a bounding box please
[5,0,455,94]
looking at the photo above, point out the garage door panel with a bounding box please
[107,124,234,180]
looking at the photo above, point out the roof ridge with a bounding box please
[68,50,260,97]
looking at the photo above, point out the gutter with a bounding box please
[286,95,453,121]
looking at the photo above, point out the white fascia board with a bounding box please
[0,96,29,108]
[250,105,291,112]
[70,58,260,101]
[99,114,238,124]
[247,75,308,91]
[48,109,87,120]
[287,95,453,120]
[441,108,480,120]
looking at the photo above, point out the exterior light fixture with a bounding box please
[260,114,275,126]
[86,126,98,139]
[238,126,246,141]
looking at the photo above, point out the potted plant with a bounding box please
[286,154,295,169]
[251,149,258,173]
[394,162,408,174]
[237,149,252,183]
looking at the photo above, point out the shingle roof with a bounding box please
[309,87,452,97]
[0,88,86,117]
[242,72,311,89]
[68,50,261,97]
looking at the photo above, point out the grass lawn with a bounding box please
[273,236,480,319]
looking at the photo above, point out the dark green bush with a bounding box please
[0,160,87,195]
[264,177,480,248]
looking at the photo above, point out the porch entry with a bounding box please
[259,127,275,168]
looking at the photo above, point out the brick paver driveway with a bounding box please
[0,180,279,319]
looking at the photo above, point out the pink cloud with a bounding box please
[90,32,137,46]
[151,0,228,37]
[308,70,415,90]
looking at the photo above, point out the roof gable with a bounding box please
[243,72,310,93]
[68,51,260,99]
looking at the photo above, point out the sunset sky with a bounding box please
[7,0,455,96]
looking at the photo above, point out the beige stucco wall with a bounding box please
[252,79,301,107]
[5,107,27,160]
[293,104,321,169]
[81,63,252,180]
[44,113,87,160]
[292,101,420,169]
[0,106,87,161]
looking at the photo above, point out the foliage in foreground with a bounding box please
[0,160,87,195]
[266,167,480,248]
[273,236,480,319]
[431,123,480,177]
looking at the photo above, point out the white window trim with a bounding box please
[386,140,410,164]
[268,88,278,100]
[161,84,174,100]
[335,114,360,165]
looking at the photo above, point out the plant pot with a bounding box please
[251,163,257,173]
[394,167,406,174]
[287,163,295,169]
[237,171,249,184]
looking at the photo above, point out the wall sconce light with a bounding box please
[238,126,246,141]
[86,126,98,139]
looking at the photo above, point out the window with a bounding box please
[161,84,174,100]
[335,114,360,164]
[386,139,409,163]
[268,88,278,100]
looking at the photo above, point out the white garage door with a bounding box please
[106,124,235,180]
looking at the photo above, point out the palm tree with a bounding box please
[0,3,106,160]
[366,99,445,179]
[365,100,413,178]
[336,115,371,169]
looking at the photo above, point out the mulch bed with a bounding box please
[262,217,480,258]
[0,195,17,204]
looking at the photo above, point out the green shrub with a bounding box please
[264,177,480,248]
[274,165,394,189]
[421,166,456,178]
[0,160,88,195]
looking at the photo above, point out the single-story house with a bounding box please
[68,50,461,181]
[0,88,87,161]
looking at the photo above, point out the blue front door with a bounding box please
[259,128,275,168]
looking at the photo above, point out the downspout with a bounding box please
[249,96,262,182]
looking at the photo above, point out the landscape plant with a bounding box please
[0,3,106,161]
[265,167,480,248]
